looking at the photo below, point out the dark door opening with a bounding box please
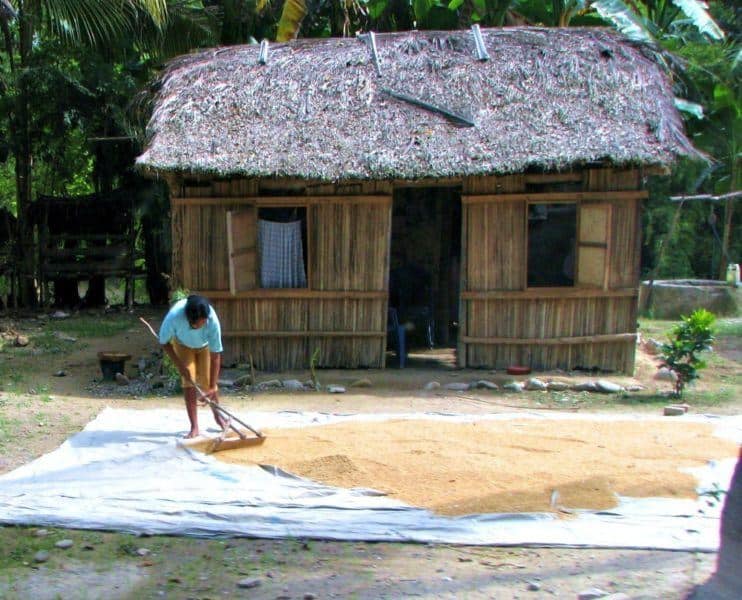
[388,187,462,367]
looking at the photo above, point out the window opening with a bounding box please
[257,206,308,288]
[527,203,576,287]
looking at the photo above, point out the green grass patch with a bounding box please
[0,368,24,392]
[609,388,740,408]
[640,317,742,341]
[18,314,135,355]
[0,527,57,569]
[0,526,160,571]
[715,318,742,338]
[0,415,20,449]
[29,331,76,354]
[637,318,678,339]
[50,315,136,338]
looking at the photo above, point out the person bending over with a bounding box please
[159,294,227,438]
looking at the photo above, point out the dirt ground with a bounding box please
[0,308,740,599]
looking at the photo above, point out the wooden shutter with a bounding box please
[226,207,257,293]
[576,204,611,289]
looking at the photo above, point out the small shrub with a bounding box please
[660,309,716,397]
[309,347,321,390]
[170,287,190,304]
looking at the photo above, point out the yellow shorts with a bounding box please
[172,341,211,389]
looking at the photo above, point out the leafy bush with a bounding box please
[660,309,716,397]
[171,287,190,304]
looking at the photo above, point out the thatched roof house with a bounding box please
[138,27,700,372]
[138,27,698,179]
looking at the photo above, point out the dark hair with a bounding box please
[184,295,210,324]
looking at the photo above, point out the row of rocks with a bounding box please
[424,378,634,394]
[89,371,639,398]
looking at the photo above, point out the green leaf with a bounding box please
[366,0,389,20]
[448,0,464,10]
[712,84,734,109]
[414,0,434,22]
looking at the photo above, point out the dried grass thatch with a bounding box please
[137,27,701,181]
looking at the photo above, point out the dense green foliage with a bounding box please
[660,308,716,397]
[0,0,738,305]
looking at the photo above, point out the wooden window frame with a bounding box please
[523,200,612,291]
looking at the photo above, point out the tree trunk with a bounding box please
[84,277,107,307]
[141,182,171,306]
[13,1,37,307]
[84,130,115,308]
[53,279,81,308]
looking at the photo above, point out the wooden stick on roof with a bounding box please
[380,87,475,128]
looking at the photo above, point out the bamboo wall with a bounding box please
[459,168,643,373]
[167,168,643,373]
[169,177,392,370]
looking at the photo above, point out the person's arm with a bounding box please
[208,352,221,400]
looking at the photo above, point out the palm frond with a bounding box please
[670,0,724,40]
[275,0,307,42]
[590,0,653,43]
[131,0,216,58]
[40,0,168,45]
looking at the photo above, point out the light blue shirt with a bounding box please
[158,299,223,352]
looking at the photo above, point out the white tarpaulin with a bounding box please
[0,408,739,550]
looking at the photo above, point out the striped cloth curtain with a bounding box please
[258,219,307,288]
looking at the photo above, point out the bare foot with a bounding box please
[183,430,200,439]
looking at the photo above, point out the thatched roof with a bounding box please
[137,27,701,181]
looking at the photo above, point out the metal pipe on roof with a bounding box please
[258,40,269,65]
[471,24,490,61]
[368,31,382,77]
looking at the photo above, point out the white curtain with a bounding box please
[258,219,307,288]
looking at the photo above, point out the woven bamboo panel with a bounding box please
[212,298,309,370]
[465,296,636,371]
[309,202,390,291]
[308,298,386,367]
[463,174,527,194]
[171,205,185,289]
[584,168,641,191]
[180,205,232,291]
[464,200,525,291]
[210,296,387,369]
[609,198,641,288]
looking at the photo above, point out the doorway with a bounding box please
[388,187,462,367]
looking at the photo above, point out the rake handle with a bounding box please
[192,382,265,439]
